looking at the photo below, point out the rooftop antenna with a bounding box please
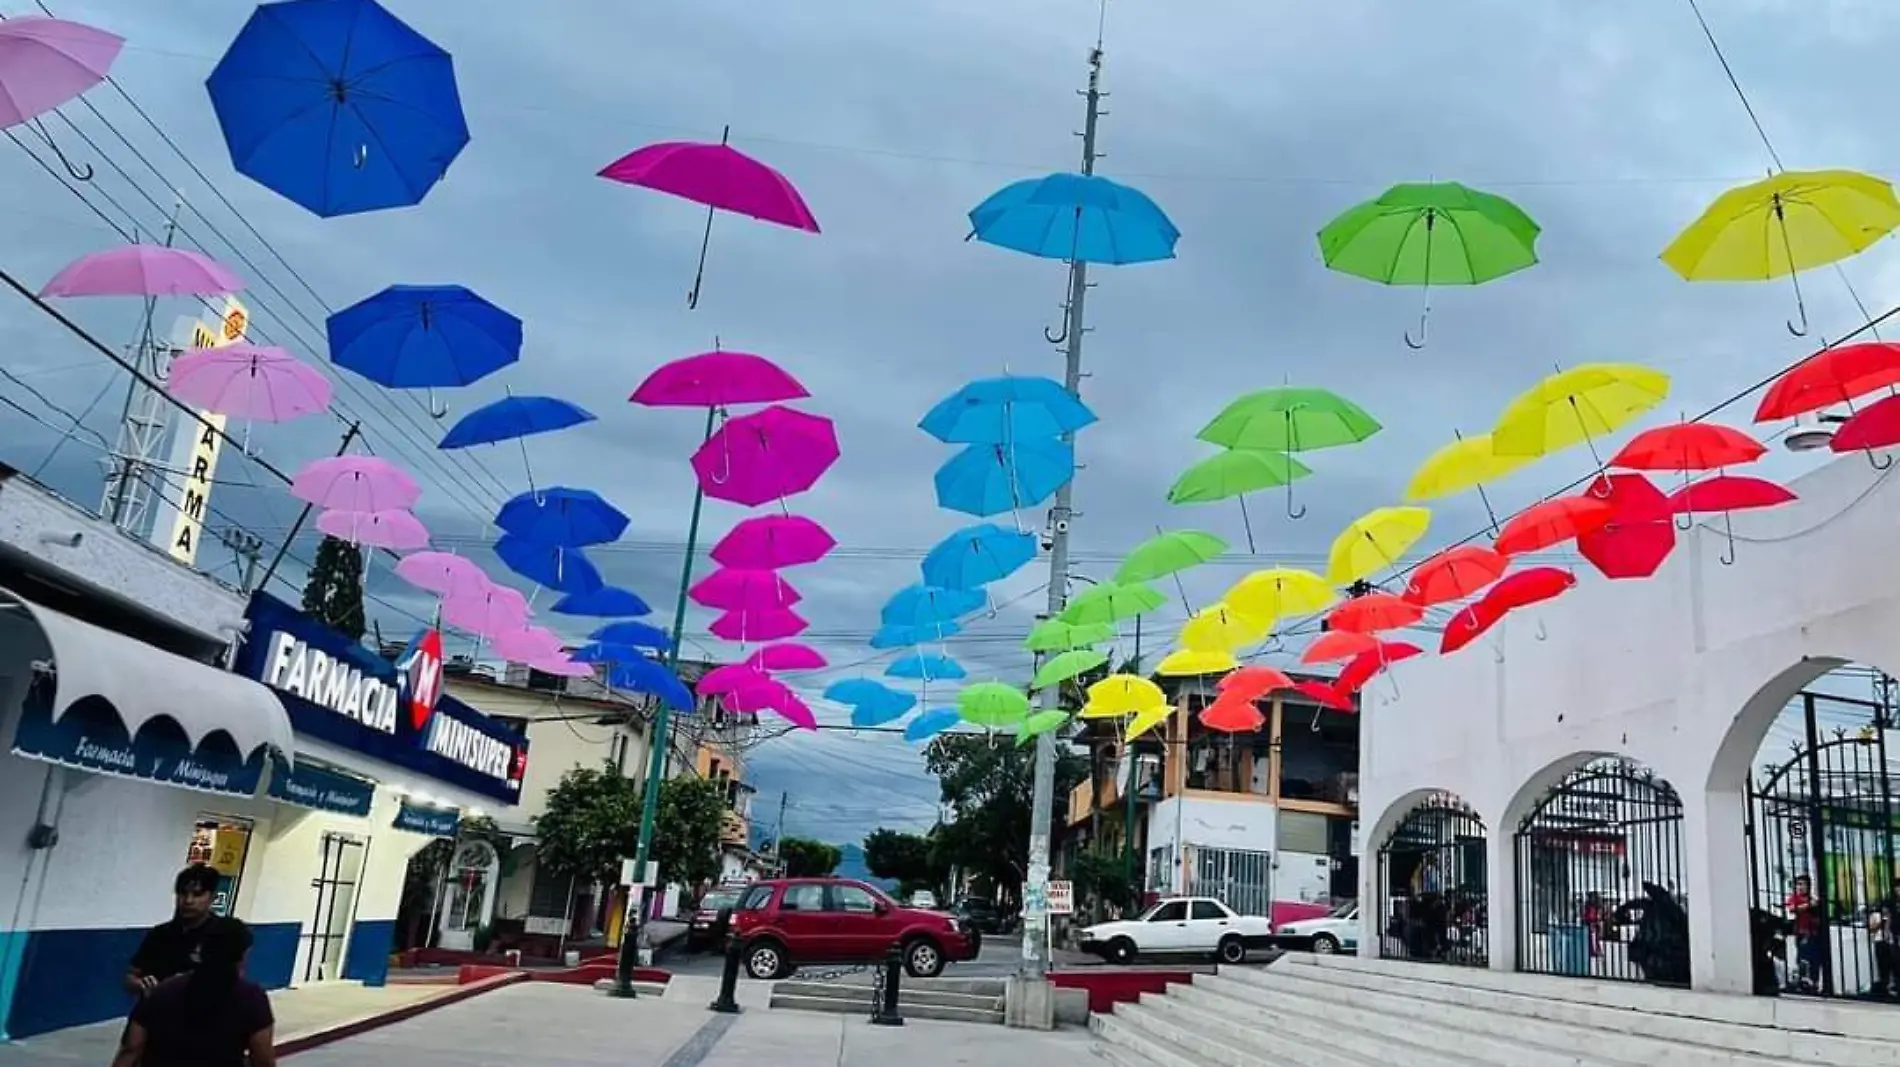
[101,200,184,534]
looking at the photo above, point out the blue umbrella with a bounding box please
[968,173,1179,265]
[921,524,1038,589]
[887,652,965,682]
[869,620,963,650]
[905,707,962,743]
[570,641,654,666]
[919,377,1097,445]
[880,584,984,629]
[328,285,521,413]
[496,487,629,548]
[495,535,603,595]
[825,678,908,707]
[609,657,694,712]
[205,0,470,218]
[551,585,652,618]
[589,620,673,652]
[852,696,916,728]
[439,395,595,449]
[934,439,1075,518]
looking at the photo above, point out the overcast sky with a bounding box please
[1,0,1897,845]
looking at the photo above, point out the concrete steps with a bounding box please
[1090,952,1900,1067]
[768,976,1005,1025]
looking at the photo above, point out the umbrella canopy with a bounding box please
[0,17,122,129]
[746,643,828,672]
[1116,530,1227,584]
[1831,395,1900,453]
[1197,388,1382,452]
[1319,181,1540,285]
[1292,680,1355,712]
[1578,473,1677,580]
[1482,567,1576,613]
[968,172,1179,264]
[1661,169,1900,281]
[1326,507,1432,585]
[41,244,242,298]
[1022,618,1114,653]
[495,487,628,548]
[1495,497,1614,556]
[494,535,603,595]
[691,568,802,612]
[316,508,427,551]
[922,524,1038,589]
[1167,450,1311,504]
[1083,674,1168,718]
[1610,423,1764,473]
[205,0,470,217]
[919,376,1097,445]
[168,345,331,422]
[869,620,962,649]
[1404,433,1530,501]
[569,641,658,666]
[394,551,485,597]
[1218,665,1294,701]
[1337,642,1425,693]
[957,683,1031,728]
[881,584,985,629]
[1014,710,1071,746]
[327,284,521,389]
[1756,342,1900,422]
[1302,630,1380,665]
[1200,696,1265,734]
[1441,601,1505,655]
[528,654,595,678]
[853,693,919,728]
[1060,581,1165,626]
[630,349,809,408]
[698,663,773,697]
[692,406,840,506]
[1124,704,1173,742]
[825,678,916,717]
[441,584,529,636]
[934,439,1075,517]
[493,626,563,664]
[710,514,836,570]
[1179,604,1269,652]
[440,395,595,449]
[1225,568,1337,620]
[550,585,652,618]
[599,139,820,231]
[588,620,673,652]
[886,651,964,682]
[1031,648,1109,690]
[292,455,420,512]
[905,708,962,744]
[1156,649,1239,677]
[1492,363,1670,459]
[709,607,808,643]
[1670,475,1796,514]
[1404,545,1508,606]
[1324,593,1423,634]
[610,657,695,713]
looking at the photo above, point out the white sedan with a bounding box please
[1273,901,1359,954]
[1077,896,1275,965]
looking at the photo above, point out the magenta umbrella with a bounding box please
[598,127,820,309]
[168,345,331,422]
[724,681,818,730]
[442,583,530,636]
[709,607,808,643]
[699,663,773,696]
[493,625,564,663]
[41,245,244,298]
[395,551,487,597]
[746,642,828,672]
[630,349,809,409]
[316,508,428,551]
[692,406,839,506]
[689,567,801,612]
[710,514,836,569]
[292,455,420,511]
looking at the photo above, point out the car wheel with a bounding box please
[1108,937,1138,965]
[904,938,945,979]
[1313,934,1340,955]
[1218,935,1247,965]
[745,939,789,980]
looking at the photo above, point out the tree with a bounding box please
[303,535,366,639]
[1066,847,1137,915]
[924,733,1087,906]
[533,764,643,886]
[778,836,841,877]
[652,776,727,890]
[863,828,940,896]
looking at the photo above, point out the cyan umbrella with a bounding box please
[824,678,897,706]
[919,376,1097,445]
[496,487,628,548]
[589,620,673,652]
[887,651,965,682]
[853,696,916,728]
[551,585,652,618]
[495,535,603,595]
[935,439,1075,518]
[880,584,985,629]
[905,707,962,743]
[608,656,693,711]
[921,524,1038,589]
[327,284,520,414]
[869,620,962,650]
[969,172,1179,264]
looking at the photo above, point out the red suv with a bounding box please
[730,877,979,980]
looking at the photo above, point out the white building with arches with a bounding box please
[1357,448,1900,996]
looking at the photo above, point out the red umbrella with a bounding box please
[1480,566,1576,612]
[1292,680,1355,712]
[1610,422,1765,472]
[1217,665,1294,701]
[1441,601,1504,655]
[1338,641,1424,693]
[1578,472,1676,580]
[1830,394,1900,454]
[1324,592,1424,634]
[1496,497,1615,556]
[1301,630,1379,665]
[1755,342,1900,422]
[1200,695,1265,733]
[1668,475,1797,566]
[1405,545,1507,606]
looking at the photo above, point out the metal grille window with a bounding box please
[1193,847,1272,917]
[527,860,572,918]
[1279,810,1329,855]
[1376,793,1488,968]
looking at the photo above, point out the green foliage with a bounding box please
[302,535,366,640]
[863,828,941,895]
[653,776,728,889]
[1067,847,1137,911]
[778,836,841,877]
[923,733,1087,904]
[533,764,643,886]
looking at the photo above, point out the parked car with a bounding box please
[1273,900,1359,954]
[731,877,979,980]
[1077,896,1274,965]
[909,889,939,909]
[687,887,744,951]
[953,897,1018,935]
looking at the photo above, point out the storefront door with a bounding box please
[300,832,367,983]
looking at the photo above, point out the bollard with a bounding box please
[708,934,744,1015]
[869,944,905,1026]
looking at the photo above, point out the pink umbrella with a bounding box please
[746,642,828,672]
[316,508,429,551]
[709,607,808,643]
[711,514,836,569]
[689,567,801,612]
[630,349,809,408]
[0,17,124,130]
[724,683,818,731]
[493,625,564,663]
[168,345,331,422]
[292,455,420,511]
[395,551,487,597]
[41,245,244,298]
[699,663,774,696]
[692,406,840,506]
[529,655,596,678]
[442,584,531,636]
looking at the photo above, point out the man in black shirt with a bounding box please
[124,864,220,996]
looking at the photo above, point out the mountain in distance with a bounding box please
[833,843,898,893]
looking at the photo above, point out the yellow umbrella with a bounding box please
[1157,648,1239,677]
[1125,704,1173,742]
[1328,505,1431,585]
[1081,674,1167,718]
[1225,567,1334,621]
[1661,169,1900,336]
[1405,432,1530,501]
[1180,602,1269,652]
[1491,363,1669,460]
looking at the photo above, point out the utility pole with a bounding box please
[102,207,182,533]
[1021,43,1105,983]
[218,526,265,592]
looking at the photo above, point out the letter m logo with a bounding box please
[398,628,444,733]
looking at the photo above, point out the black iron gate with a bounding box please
[1746,689,1900,1001]
[1376,793,1487,967]
[1514,757,1686,984]
[301,832,367,983]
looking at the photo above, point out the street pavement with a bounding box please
[665,933,1089,980]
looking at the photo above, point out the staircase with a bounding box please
[770,975,1006,1024]
[1091,952,1900,1067]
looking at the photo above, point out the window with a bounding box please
[1148,901,1187,922]
[492,715,529,736]
[527,862,572,918]
[737,885,774,912]
[1279,810,1329,855]
[1190,900,1227,921]
[781,885,826,912]
[831,885,879,914]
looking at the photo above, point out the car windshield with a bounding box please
[1329,900,1357,919]
[702,891,740,909]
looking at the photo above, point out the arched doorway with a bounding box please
[1746,667,1900,1000]
[1376,792,1487,967]
[437,838,499,951]
[1512,757,1686,985]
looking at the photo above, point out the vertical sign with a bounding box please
[161,298,248,565]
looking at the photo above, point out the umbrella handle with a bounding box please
[1867,449,1894,472]
[1403,313,1427,350]
[1533,617,1548,642]
[1718,510,1738,566]
[427,387,449,419]
[1285,478,1307,520]
[26,120,93,182]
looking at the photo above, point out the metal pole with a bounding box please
[1021,45,1104,981]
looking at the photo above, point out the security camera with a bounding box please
[1785,411,1847,453]
[1053,519,1070,535]
[37,531,82,548]
[1039,529,1055,551]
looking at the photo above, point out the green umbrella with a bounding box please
[1168,450,1311,549]
[1116,530,1228,584]
[1013,709,1071,747]
[1319,181,1539,348]
[957,682,1031,727]
[1060,580,1165,626]
[1032,648,1109,690]
[1023,618,1115,653]
[1197,389,1380,519]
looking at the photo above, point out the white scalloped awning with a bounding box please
[7,589,293,761]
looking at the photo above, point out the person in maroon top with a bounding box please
[111,917,275,1067]
[1785,874,1824,991]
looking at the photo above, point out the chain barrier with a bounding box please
[792,962,874,983]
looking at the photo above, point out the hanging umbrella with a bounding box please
[824,678,898,707]
[1022,618,1115,653]
[493,625,563,663]
[922,524,1038,589]
[851,696,915,728]
[206,0,470,217]
[589,620,672,652]
[1197,387,1381,519]
[698,663,774,697]
[440,395,595,449]
[905,708,962,743]
[395,551,485,597]
[495,535,603,595]
[1218,665,1294,701]
[711,514,837,570]
[1829,395,1900,455]
[1082,674,1168,718]
[1495,497,1615,556]
[1031,648,1109,690]
[1404,431,1529,533]
[292,455,420,512]
[551,585,653,618]
[0,17,122,179]
[1014,709,1071,746]
[1756,342,1900,422]
[1324,593,1423,634]
[827,680,916,724]
[882,584,985,629]
[316,508,428,551]
[1337,642,1425,694]
[958,683,1031,728]
[1404,545,1508,606]
[571,640,665,666]
[1225,568,1337,621]
[1200,695,1265,734]
[495,487,629,548]
[935,439,1075,518]
[1440,601,1505,655]
[528,654,596,678]
[870,620,963,649]
[1482,567,1576,613]
[327,285,521,413]
[759,691,820,732]
[168,345,331,422]
[41,244,242,298]
[1292,680,1355,712]
[967,172,1179,265]
[1301,630,1379,665]
[1124,704,1173,742]
[1318,181,1540,347]
[1611,422,1765,473]
[691,568,802,612]
[1156,648,1239,677]
[1167,450,1311,502]
[746,643,828,672]
[1116,530,1228,584]
[1669,475,1797,566]
[441,584,529,636]
[1180,604,1268,652]
[599,129,821,309]
[1061,581,1165,626]
[692,405,840,506]
[1491,363,1671,462]
[1662,169,1900,336]
[1326,506,1432,585]
[709,607,808,643]
[610,657,696,713]
[1578,472,1677,581]
[919,376,1098,444]
[887,651,964,682]
[631,348,810,408]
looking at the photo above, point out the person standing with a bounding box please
[111,916,275,1067]
[123,865,220,998]
[1785,874,1824,992]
